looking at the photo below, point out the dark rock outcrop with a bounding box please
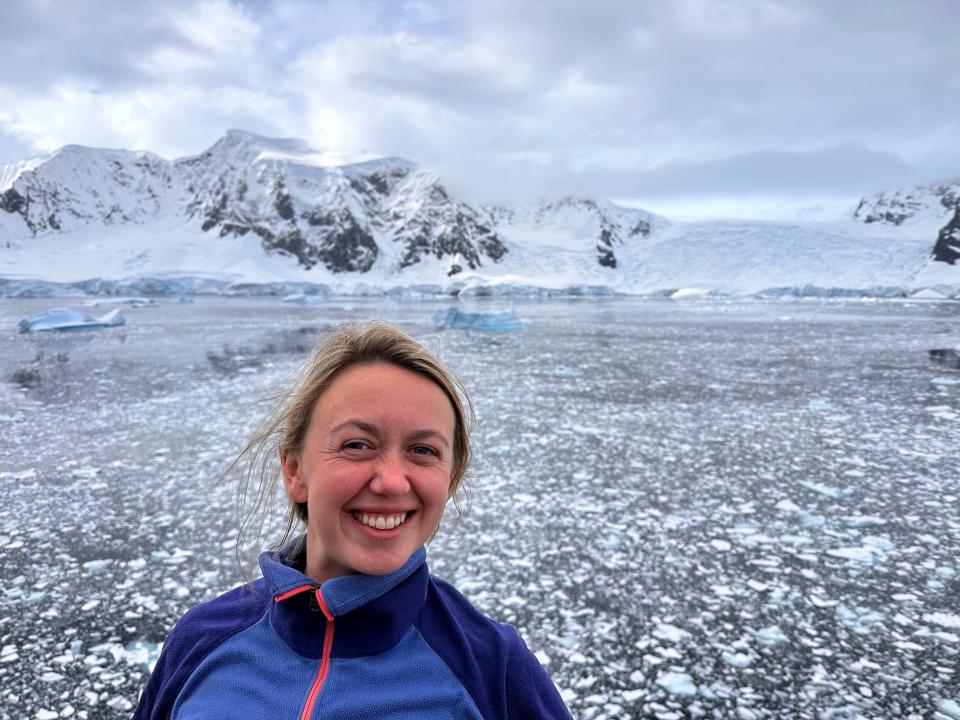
[932,204,960,265]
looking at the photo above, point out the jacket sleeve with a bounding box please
[131,583,267,719]
[505,629,574,720]
[131,635,184,720]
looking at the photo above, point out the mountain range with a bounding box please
[1,130,957,298]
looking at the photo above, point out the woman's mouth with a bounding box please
[350,511,409,530]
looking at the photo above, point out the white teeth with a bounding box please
[352,512,408,530]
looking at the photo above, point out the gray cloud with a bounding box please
[1,0,958,218]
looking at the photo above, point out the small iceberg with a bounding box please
[281,293,324,306]
[433,307,523,332]
[18,307,126,333]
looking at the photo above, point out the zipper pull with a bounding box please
[308,585,321,612]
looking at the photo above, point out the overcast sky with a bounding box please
[1,0,957,219]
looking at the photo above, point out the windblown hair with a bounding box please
[224,321,474,568]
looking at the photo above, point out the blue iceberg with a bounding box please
[433,307,523,332]
[281,293,325,305]
[18,307,126,333]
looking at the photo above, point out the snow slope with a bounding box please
[0,130,957,297]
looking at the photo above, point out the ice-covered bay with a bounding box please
[0,297,958,719]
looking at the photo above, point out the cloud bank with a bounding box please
[1,0,957,218]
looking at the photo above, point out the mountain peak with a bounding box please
[221,129,317,156]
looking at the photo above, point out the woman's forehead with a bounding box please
[313,362,455,429]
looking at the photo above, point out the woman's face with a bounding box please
[281,362,455,583]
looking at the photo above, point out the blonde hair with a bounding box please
[225,321,473,566]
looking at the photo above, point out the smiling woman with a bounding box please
[132,321,572,720]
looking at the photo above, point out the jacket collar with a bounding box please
[259,539,428,658]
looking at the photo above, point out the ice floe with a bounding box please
[18,307,125,333]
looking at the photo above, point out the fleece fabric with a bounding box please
[132,543,572,719]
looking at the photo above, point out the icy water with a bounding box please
[1,297,959,720]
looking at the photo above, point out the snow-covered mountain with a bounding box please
[1,130,512,277]
[849,179,960,297]
[852,180,960,227]
[483,197,661,270]
[1,130,958,298]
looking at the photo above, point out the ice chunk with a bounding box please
[932,376,960,385]
[925,612,960,629]
[18,307,125,333]
[937,699,960,720]
[281,293,324,305]
[653,623,691,643]
[656,671,698,696]
[799,481,852,500]
[753,625,788,646]
[827,547,878,563]
[434,307,523,332]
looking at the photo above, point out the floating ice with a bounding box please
[937,698,960,720]
[799,481,853,499]
[18,307,125,333]
[925,612,960,629]
[806,399,834,411]
[656,671,698,696]
[121,639,163,672]
[827,547,879,564]
[722,651,752,668]
[281,293,325,305]
[0,469,37,481]
[433,307,523,332]
[653,623,691,643]
[925,405,959,420]
[835,604,885,634]
[842,515,886,528]
[932,376,960,385]
[753,625,788,646]
[775,499,802,513]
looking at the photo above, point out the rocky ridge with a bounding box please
[853,180,960,227]
[932,204,960,265]
[0,130,651,277]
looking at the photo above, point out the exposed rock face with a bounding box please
[853,181,960,225]
[932,204,960,265]
[391,182,506,272]
[0,147,177,235]
[0,130,509,275]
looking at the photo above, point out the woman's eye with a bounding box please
[411,445,437,457]
[344,440,371,451]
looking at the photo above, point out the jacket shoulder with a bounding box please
[416,575,572,720]
[132,580,269,720]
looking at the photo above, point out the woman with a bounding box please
[133,321,572,719]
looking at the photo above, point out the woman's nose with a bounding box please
[370,452,410,494]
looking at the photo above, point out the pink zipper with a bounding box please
[274,585,335,720]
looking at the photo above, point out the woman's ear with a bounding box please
[281,451,308,504]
